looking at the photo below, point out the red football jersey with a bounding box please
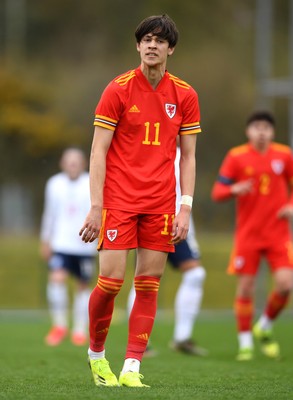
[94,67,201,213]
[212,142,293,247]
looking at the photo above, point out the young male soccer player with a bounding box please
[211,111,293,361]
[40,148,97,346]
[80,14,201,387]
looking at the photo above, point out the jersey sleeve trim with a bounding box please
[217,175,235,185]
[179,122,201,134]
[94,114,117,131]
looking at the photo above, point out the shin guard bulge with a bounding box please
[126,275,160,360]
[265,291,290,320]
[89,276,123,352]
[234,297,253,332]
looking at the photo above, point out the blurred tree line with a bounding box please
[0,0,290,233]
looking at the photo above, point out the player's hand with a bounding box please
[79,208,101,243]
[171,206,190,244]
[40,242,52,261]
[231,179,254,196]
[277,204,293,219]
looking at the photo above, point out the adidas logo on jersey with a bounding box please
[129,104,140,113]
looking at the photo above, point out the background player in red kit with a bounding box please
[212,111,293,361]
[80,14,201,387]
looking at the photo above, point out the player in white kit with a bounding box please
[40,148,97,346]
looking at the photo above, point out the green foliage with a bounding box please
[0,69,86,185]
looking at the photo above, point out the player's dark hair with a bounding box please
[135,14,179,48]
[246,111,275,127]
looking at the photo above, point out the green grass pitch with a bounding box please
[0,233,292,398]
[1,312,292,400]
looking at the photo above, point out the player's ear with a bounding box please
[245,127,250,141]
[136,42,141,53]
[168,47,175,56]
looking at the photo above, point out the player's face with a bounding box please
[61,151,86,180]
[137,34,174,67]
[246,120,274,151]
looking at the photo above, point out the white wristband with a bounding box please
[180,195,193,208]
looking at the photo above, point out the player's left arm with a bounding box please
[171,134,196,243]
[277,190,293,219]
[277,152,293,219]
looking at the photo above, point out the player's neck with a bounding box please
[140,63,166,89]
[251,142,270,154]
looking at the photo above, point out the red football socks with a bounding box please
[89,275,123,352]
[264,291,290,320]
[126,275,160,360]
[234,297,253,332]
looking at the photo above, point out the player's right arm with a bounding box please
[40,179,55,260]
[79,126,114,243]
[211,151,253,202]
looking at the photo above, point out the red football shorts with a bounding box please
[227,239,293,275]
[97,209,175,252]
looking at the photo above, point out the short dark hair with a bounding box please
[246,111,275,127]
[135,14,179,48]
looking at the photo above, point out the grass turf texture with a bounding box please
[1,313,293,400]
[1,233,293,398]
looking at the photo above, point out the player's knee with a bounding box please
[277,283,293,295]
[49,269,67,283]
[183,266,206,287]
[275,271,293,294]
